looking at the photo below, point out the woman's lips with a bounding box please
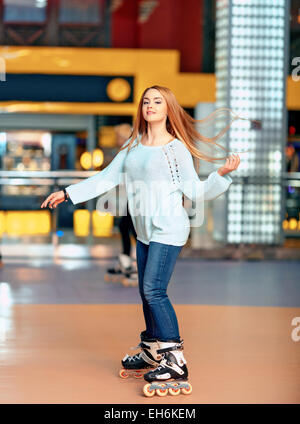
[147,112,155,114]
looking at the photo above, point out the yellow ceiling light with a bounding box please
[92,148,104,168]
[80,151,92,170]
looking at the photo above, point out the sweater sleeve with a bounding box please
[175,141,232,201]
[65,138,131,205]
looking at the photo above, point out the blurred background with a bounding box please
[0,0,299,261]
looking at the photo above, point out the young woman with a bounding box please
[41,85,240,394]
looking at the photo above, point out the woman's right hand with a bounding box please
[217,154,240,177]
[40,190,66,209]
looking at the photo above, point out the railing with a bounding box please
[2,170,299,186]
[0,171,99,249]
[1,170,300,242]
[0,170,97,187]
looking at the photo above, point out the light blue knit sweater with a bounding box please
[66,136,232,246]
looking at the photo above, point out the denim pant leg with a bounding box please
[136,240,157,339]
[141,241,183,342]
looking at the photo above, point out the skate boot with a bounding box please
[143,340,192,397]
[119,334,162,379]
[104,253,135,284]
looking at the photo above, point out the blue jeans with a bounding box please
[136,240,183,343]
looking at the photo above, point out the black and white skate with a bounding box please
[119,341,162,379]
[143,352,192,397]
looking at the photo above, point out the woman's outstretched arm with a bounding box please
[41,138,131,209]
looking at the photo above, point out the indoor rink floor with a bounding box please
[0,255,299,404]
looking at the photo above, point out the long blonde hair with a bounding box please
[118,85,255,169]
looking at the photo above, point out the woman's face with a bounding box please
[142,88,168,124]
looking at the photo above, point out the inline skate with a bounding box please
[119,333,162,379]
[142,340,192,397]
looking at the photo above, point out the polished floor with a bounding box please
[0,256,300,404]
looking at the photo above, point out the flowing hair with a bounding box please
[118,85,257,170]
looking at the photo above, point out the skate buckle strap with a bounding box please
[130,341,152,351]
[157,341,184,355]
[140,342,153,349]
[140,351,159,366]
[169,361,185,375]
[155,358,184,375]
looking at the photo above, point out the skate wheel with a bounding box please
[133,372,144,379]
[168,383,181,396]
[156,384,168,397]
[143,383,155,397]
[181,382,193,395]
[119,369,129,379]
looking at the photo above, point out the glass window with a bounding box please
[3,0,47,23]
[59,0,101,24]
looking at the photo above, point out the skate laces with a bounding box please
[127,353,142,362]
[125,341,144,362]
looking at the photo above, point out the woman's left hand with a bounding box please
[217,154,240,176]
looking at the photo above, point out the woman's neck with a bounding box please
[142,131,173,146]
